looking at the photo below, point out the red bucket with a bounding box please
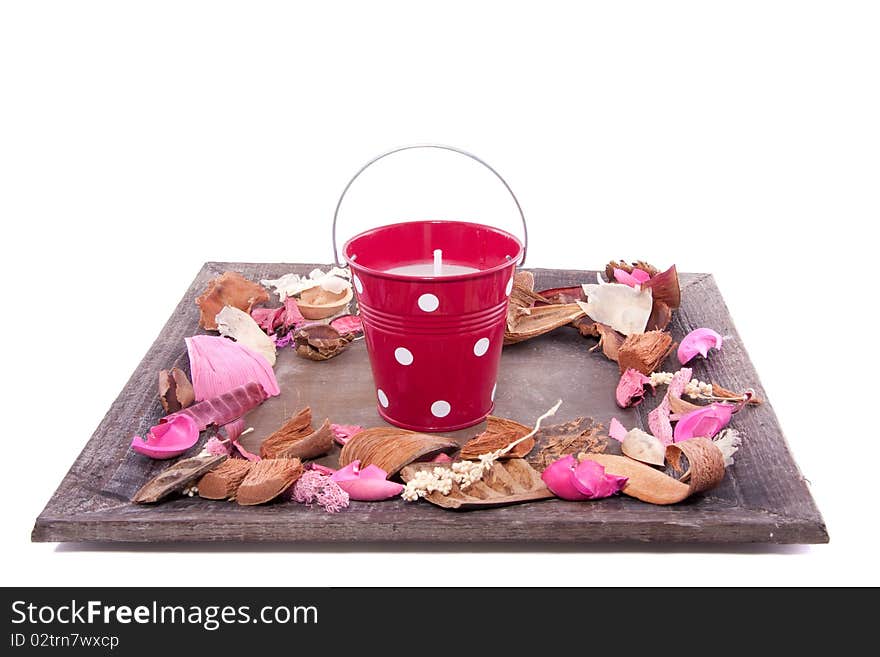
[334,146,527,431]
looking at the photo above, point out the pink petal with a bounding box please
[572,459,628,499]
[678,328,723,365]
[613,267,652,287]
[232,440,261,462]
[331,461,402,501]
[282,297,306,330]
[309,463,337,476]
[541,455,588,501]
[330,314,363,336]
[616,368,652,408]
[331,424,363,446]
[648,368,692,445]
[609,417,628,442]
[130,414,199,459]
[673,403,735,442]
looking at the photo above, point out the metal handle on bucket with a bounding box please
[332,144,528,267]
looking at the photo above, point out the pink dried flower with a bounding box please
[204,437,231,456]
[613,267,652,287]
[678,328,723,365]
[331,460,404,501]
[292,470,349,513]
[331,424,363,446]
[541,454,627,501]
[673,403,735,442]
[616,368,652,408]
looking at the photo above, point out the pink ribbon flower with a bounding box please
[541,454,628,501]
[678,328,723,365]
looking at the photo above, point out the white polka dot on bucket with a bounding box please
[431,400,451,418]
[417,293,440,312]
[505,277,513,296]
[394,347,414,366]
[473,337,490,357]
[377,389,389,408]
[491,383,497,401]
[353,275,363,294]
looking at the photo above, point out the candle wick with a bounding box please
[433,249,443,276]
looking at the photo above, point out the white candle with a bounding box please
[384,261,481,277]
[433,249,443,276]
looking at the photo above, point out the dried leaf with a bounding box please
[196,271,269,331]
[505,304,586,345]
[215,305,277,366]
[339,427,458,477]
[646,299,672,331]
[459,416,534,459]
[197,459,253,500]
[132,454,227,504]
[527,417,609,472]
[617,331,676,375]
[236,458,304,505]
[579,280,653,336]
[294,324,353,360]
[591,324,625,362]
[158,367,195,414]
[643,264,681,309]
[400,459,553,510]
[273,419,334,460]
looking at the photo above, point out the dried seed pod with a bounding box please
[272,419,334,460]
[339,428,458,477]
[132,454,227,504]
[260,407,313,459]
[621,429,666,466]
[158,367,195,414]
[236,458,304,505]
[198,459,253,500]
[293,324,353,361]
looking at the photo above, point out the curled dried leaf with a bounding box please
[459,416,534,460]
[196,271,269,330]
[643,264,681,309]
[293,324,353,361]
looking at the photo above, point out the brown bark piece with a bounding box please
[236,458,303,506]
[197,459,253,500]
[259,407,313,459]
[580,437,725,505]
[505,304,586,345]
[339,428,458,477]
[400,459,554,510]
[158,367,195,414]
[528,417,610,472]
[196,271,269,330]
[617,331,676,375]
[459,416,534,460]
[131,454,227,504]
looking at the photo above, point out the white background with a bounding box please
[1,1,878,586]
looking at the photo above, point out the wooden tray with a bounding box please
[32,263,827,545]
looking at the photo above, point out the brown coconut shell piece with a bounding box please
[132,454,227,504]
[260,407,313,459]
[459,416,534,460]
[579,437,725,505]
[158,367,195,414]
[272,419,334,460]
[339,428,458,477]
[617,330,676,375]
[236,458,303,506]
[400,459,554,510]
[196,271,269,330]
[197,459,253,500]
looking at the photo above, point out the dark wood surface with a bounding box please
[32,262,827,544]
